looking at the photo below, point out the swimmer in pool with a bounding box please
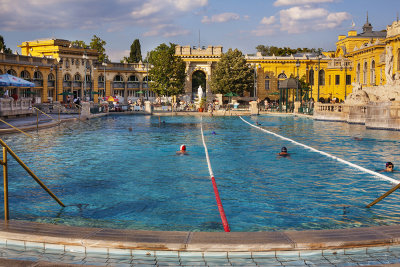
[380,162,395,172]
[278,146,290,157]
[176,144,188,155]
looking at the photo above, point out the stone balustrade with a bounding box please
[0,98,33,117]
[314,101,400,130]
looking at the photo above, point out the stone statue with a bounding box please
[197,85,203,100]
[385,45,394,85]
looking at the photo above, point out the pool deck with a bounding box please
[2,220,400,266]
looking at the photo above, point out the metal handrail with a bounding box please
[0,119,33,138]
[0,139,65,221]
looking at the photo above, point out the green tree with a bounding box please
[0,35,13,54]
[148,43,186,97]
[256,45,322,56]
[90,35,108,62]
[130,39,142,63]
[71,40,87,48]
[210,48,253,95]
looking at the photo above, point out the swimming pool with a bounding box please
[2,115,400,232]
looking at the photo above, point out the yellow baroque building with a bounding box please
[1,18,400,108]
[1,39,153,105]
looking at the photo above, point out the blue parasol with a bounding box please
[0,73,35,87]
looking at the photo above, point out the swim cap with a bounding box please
[180,144,186,151]
[386,162,393,167]
[212,131,216,135]
[281,147,287,152]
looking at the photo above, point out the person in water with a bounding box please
[381,162,395,172]
[176,144,188,155]
[278,146,290,157]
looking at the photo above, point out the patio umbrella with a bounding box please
[58,92,74,95]
[0,73,35,87]
[224,92,238,97]
[137,90,144,94]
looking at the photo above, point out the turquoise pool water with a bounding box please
[2,115,400,232]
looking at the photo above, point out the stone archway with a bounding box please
[191,70,206,100]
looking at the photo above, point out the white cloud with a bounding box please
[143,24,190,38]
[273,0,334,6]
[202,12,240,23]
[260,16,276,25]
[279,6,350,33]
[0,0,207,39]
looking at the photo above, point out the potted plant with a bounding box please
[198,97,206,112]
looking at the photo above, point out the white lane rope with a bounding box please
[200,117,214,178]
[239,116,399,184]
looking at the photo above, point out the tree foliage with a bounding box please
[0,35,13,54]
[256,45,323,56]
[71,35,108,62]
[210,48,253,95]
[130,39,142,63]
[148,43,186,96]
[71,40,87,48]
[90,35,108,63]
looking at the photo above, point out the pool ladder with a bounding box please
[0,139,65,221]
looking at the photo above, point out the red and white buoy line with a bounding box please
[239,116,399,185]
[200,117,231,232]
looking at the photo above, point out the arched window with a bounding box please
[64,74,71,81]
[363,61,368,84]
[143,76,151,88]
[277,73,287,89]
[309,69,314,86]
[98,74,104,82]
[65,59,70,68]
[398,49,400,72]
[71,59,75,65]
[113,75,124,82]
[48,73,55,81]
[319,69,325,86]
[76,59,80,66]
[33,71,42,80]
[20,70,30,79]
[371,60,376,85]
[264,75,270,90]
[356,63,360,83]
[128,75,139,82]
[74,74,81,81]
[7,69,17,76]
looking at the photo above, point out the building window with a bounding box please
[335,75,340,85]
[20,70,30,79]
[309,69,314,85]
[346,75,351,85]
[319,70,325,86]
[74,74,81,81]
[264,75,270,90]
[277,73,287,89]
[64,74,71,81]
[356,63,360,83]
[363,61,368,84]
[371,60,376,85]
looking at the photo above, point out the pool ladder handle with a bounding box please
[0,139,65,221]
[366,182,400,208]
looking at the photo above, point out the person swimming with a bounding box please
[278,146,290,157]
[380,162,395,172]
[176,144,188,155]
[212,131,216,135]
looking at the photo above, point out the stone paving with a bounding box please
[2,243,400,266]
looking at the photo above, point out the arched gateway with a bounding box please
[175,45,222,100]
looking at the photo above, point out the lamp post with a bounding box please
[102,62,107,99]
[316,51,322,102]
[295,59,300,101]
[146,51,149,100]
[82,51,88,101]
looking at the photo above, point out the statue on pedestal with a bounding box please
[385,45,394,85]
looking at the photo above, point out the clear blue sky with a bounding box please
[1,0,399,61]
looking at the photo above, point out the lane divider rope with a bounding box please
[200,117,230,232]
[239,116,398,184]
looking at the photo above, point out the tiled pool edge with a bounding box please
[1,220,400,253]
